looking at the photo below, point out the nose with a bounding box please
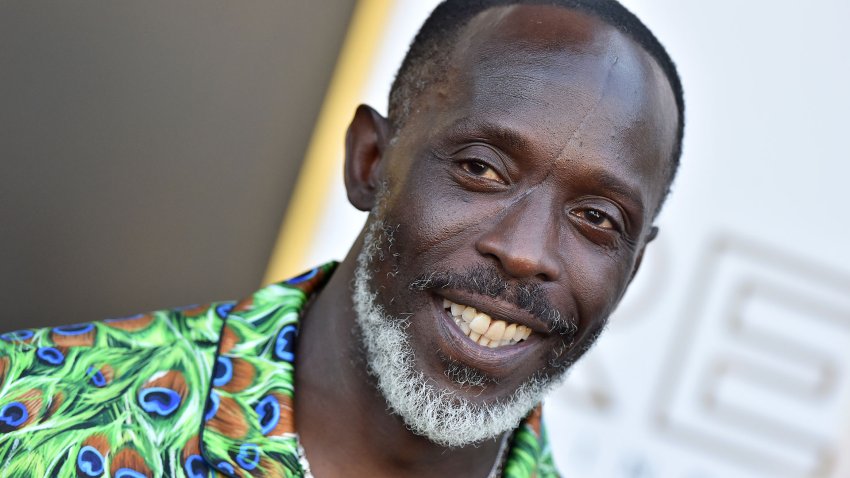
[474,196,562,281]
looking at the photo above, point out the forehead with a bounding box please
[410,4,678,212]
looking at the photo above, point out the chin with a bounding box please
[352,221,569,447]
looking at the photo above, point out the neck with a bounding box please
[294,233,505,478]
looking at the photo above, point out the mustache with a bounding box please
[408,263,576,336]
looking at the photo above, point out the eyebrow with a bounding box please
[581,167,647,225]
[446,118,536,154]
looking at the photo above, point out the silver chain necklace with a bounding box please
[295,431,510,478]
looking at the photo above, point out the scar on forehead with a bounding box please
[486,55,620,212]
[497,53,622,213]
[553,54,620,166]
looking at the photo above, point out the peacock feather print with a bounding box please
[0,262,557,477]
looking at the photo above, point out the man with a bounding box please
[0,0,683,476]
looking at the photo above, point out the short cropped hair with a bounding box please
[389,0,685,200]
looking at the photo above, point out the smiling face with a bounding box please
[347,5,678,445]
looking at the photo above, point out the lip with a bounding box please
[430,293,543,377]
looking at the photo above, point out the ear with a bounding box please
[629,226,659,284]
[344,104,391,211]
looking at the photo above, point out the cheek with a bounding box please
[387,162,491,260]
[564,240,633,329]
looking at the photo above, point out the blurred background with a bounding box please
[0,1,356,322]
[1,1,848,476]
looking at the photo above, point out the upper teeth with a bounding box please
[443,298,532,348]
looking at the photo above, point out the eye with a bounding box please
[573,208,616,230]
[461,160,503,183]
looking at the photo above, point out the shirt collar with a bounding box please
[199,262,337,477]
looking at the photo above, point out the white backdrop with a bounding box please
[301,2,850,476]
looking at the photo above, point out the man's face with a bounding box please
[352,5,677,444]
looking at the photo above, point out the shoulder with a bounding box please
[0,302,234,399]
[0,302,233,475]
[1,301,232,353]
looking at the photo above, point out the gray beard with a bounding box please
[351,218,568,447]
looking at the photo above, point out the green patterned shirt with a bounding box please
[0,263,558,477]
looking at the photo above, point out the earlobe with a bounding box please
[646,226,659,243]
[344,104,391,211]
